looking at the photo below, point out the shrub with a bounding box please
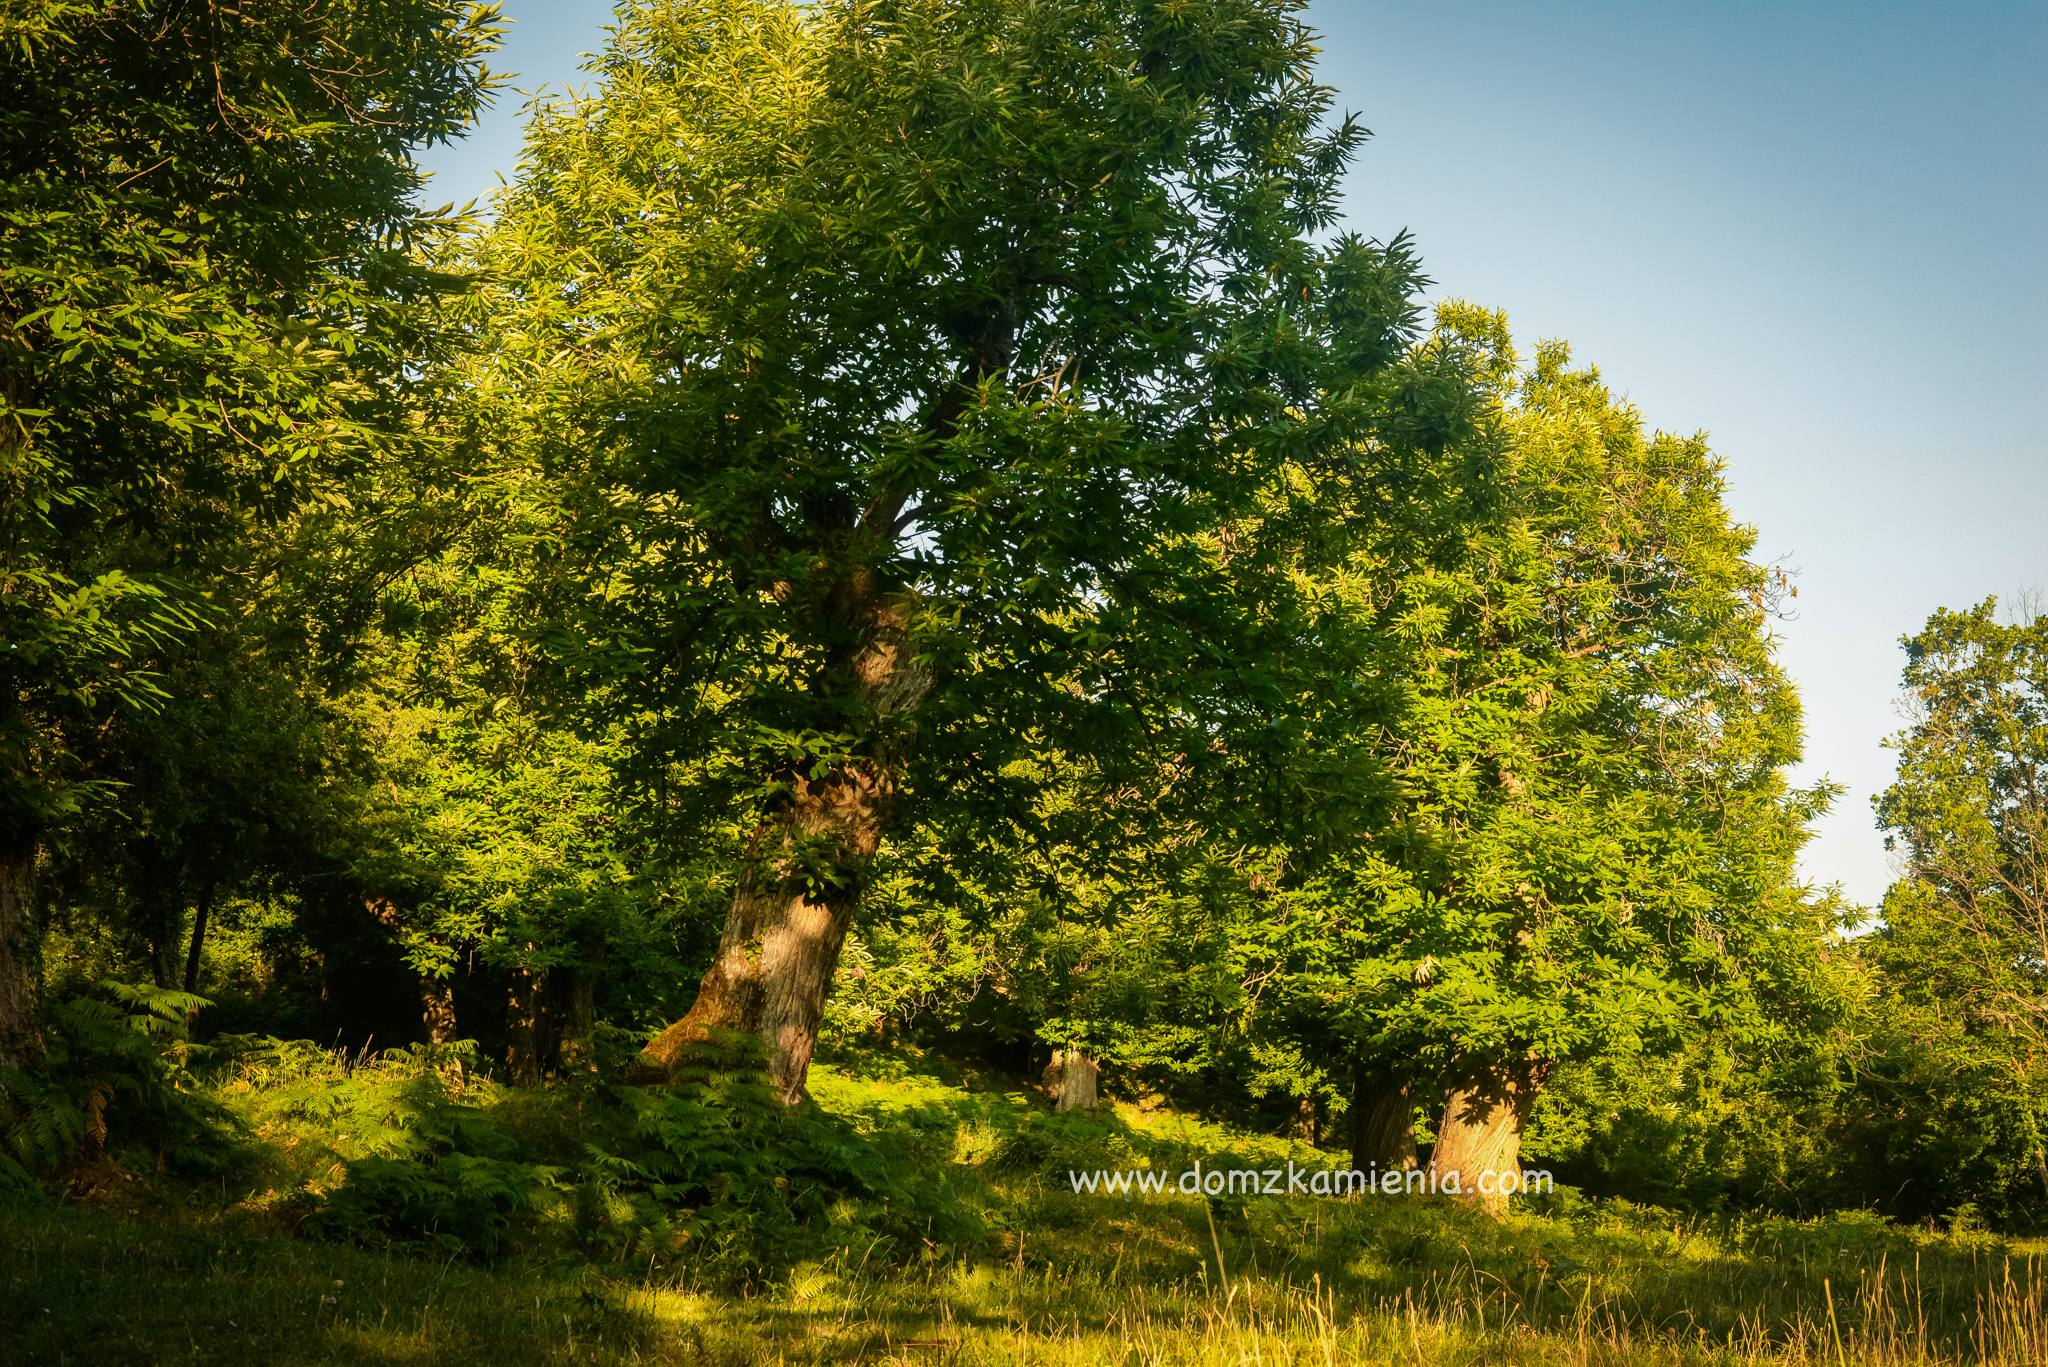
[216,1033,975,1286]
[0,981,238,1192]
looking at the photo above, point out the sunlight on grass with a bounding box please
[9,1056,2047,1365]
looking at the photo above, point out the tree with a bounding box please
[1872,599,2048,1209]
[50,629,328,997]
[1305,322,1836,1210]
[0,1,499,1065]
[318,505,680,1079]
[483,0,1431,1101]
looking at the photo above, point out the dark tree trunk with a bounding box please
[506,968,542,1087]
[421,977,457,1046]
[557,967,596,1074]
[0,844,39,1070]
[1349,1067,1417,1173]
[1428,1059,1543,1215]
[1042,1048,1100,1112]
[180,879,217,1033]
[142,874,184,991]
[363,894,459,1053]
[182,880,216,995]
[640,588,927,1104]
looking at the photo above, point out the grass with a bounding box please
[4,1046,2045,1365]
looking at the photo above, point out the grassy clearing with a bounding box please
[4,1051,2044,1365]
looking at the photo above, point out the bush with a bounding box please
[216,1033,976,1287]
[556,1042,980,1286]
[0,981,238,1192]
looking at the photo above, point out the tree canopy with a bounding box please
[3,0,2024,1239]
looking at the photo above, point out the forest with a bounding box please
[4,2,2047,1364]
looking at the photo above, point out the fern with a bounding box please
[0,981,239,1186]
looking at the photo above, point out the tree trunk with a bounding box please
[0,845,39,1070]
[639,588,927,1104]
[506,968,541,1087]
[180,880,216,1034]
[1042,1048,1100,1112]
[182,881,216,995]
[557,967,597,1074]
[142,873,184,991]
[421,977,457,1046]
[639,799,873,1101]
[1349,1068,1417,1173]
[1428,1060,1542,1215]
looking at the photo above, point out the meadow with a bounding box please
[5,1042,2041,1366]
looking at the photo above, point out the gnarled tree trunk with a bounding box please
[640,587,927,1104]
[1428,1059,1543,1215]
[0,844,38,1070]
[639,766,886,1102]
[1043,1048,1100,1112]
[1349,1067,1417,1173]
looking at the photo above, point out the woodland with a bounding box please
[4,3,2048,1364]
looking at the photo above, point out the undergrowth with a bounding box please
[8,1015,2048,1364]
[0,980,236,1193]
[213,1032,975,1285]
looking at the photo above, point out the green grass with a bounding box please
[5,1048,2045,1365]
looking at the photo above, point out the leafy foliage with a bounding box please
[1863,599,2048,1223]
[1,980,233,1188]
[1,0,2035,1313]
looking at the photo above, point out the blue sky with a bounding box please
[418,1,2046,906]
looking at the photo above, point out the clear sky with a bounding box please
[417,1,2046,907]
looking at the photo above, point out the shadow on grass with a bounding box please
[17,1036,2045,1365]
[793,1065,2045,1362]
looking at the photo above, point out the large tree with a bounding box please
[1872,599,2048,1207]
[484,0,1435,1101]
[0,1,499,1065]
[1290,319,1837,1209]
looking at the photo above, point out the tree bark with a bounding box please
[421,977,457,1046]
[557,967,596,1074]
[1043,1048,1100,1112]
[182,880,216,995]
[141,871,184,991]
[639,587,927,1104]
[505,968,542,1086]
[1428,1060,1542,1215]
[179,880,216,1034]
[1349,1068,1417,1173]
[0,844,39,1070]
